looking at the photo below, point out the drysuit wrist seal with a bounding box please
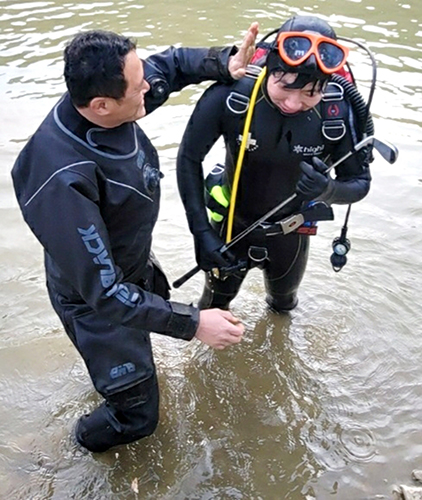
[166,301,200,340]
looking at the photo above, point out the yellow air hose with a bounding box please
[225,66,267,243]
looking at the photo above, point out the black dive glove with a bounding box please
[194,228,236,272]
[296,157,329,201]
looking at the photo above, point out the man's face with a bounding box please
[111,50,150,125]
[266,72,323,115]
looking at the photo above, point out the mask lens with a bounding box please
[318,42,345,69]
[282,36,312,62]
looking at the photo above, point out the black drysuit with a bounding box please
[12,46,236,451]
[177,76,372,311]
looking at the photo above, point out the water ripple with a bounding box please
[340,426,377,462]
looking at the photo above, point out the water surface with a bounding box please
[1,0,421,498]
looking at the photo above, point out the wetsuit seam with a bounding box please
[24,161,96,207]
[106,179,153,203]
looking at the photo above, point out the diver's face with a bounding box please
[266,72,323,114]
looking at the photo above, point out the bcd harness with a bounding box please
[204,62,350,238]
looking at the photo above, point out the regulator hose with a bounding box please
[331,73,374,138]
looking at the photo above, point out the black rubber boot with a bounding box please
[74,402,125,453]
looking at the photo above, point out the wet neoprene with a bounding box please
[12,45,238,453]
[177,73,371,311]
[296,156,330,201]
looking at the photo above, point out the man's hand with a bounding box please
[195,309,244,350]
[228,22,259,80]
[296,156,330,201]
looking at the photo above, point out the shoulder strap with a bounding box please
[226,66,352,149]
[226,64,263,115]
[225,43,270,115]
[320,81,349,142]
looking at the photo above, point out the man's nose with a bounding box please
[142,79,150,93]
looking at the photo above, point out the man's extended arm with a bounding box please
[143,23,258,113]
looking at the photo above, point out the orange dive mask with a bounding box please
[276,31,349,74]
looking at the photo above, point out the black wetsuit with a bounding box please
[11,46,236,452]
[177,75,371,311]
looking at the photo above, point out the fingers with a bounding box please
[299,160,314,177]
[245,22,259,50]
[214,328,243,350]
[223,248,238,266]
[248,22,260,40]
[239,22,259,51]
[196,309,245,349]
[228,22,259,80]
[218,310,245,339]
[212,250,234,269]
[212,309,244,343]
[312,156,328,173]
[218,309,241,324]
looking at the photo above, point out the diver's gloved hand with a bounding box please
[194,228,236,272]
[296,157,329,201]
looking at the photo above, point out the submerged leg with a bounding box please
[75,373,159,453]
[198,268,247,310]
[264,234,310,313]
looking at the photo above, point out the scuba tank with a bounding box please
[204,164,230,223]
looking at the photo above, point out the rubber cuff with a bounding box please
[166,301,200,341]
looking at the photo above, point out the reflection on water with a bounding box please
[1,0,422,498]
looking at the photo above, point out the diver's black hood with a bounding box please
[279,16,336,39]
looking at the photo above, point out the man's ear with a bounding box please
[89,97,112,116]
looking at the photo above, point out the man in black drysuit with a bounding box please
[177,16,372,313]
[11,27,259,452]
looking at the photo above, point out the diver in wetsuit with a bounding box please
[11,28,258,453]
[177,15,372,313]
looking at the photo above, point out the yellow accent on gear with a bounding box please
[209,185,229,222]
[225,66,267,243]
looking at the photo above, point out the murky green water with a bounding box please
[1,0,421,498]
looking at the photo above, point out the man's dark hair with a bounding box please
[64,31,137,108]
